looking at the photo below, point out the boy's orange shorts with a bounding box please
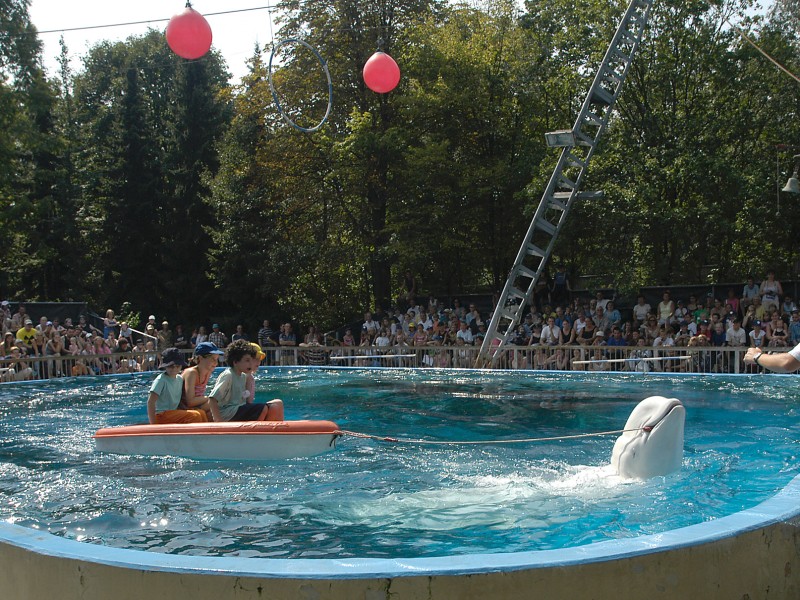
[155,409,208,424]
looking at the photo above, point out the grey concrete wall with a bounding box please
[1,520,799,600]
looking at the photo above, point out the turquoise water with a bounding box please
[0,368,799,559]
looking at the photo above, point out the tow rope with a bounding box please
[334,427,644,446]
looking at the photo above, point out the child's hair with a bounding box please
[226,339,257,365]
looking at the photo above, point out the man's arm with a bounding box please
[744,346,800,373]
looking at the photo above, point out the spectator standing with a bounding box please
[0,300,11,333]
[402,270,418,309]
[173,324,191,350]
[759,271,782,311]
[231,324,249,342]
[157,321,173,350]
[741,277,761,311]
[103,309,118,338]
[632,295,651,327]
[278,323,297,365]
[362,312,379,342]
[208,324,228,348]
[9,305,27,332]
[193,326,209,346]
[657,291,675,325]
[257,320,275,349]
[550,264,571,306]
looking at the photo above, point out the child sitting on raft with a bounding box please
[181,341,225,421]
[147,348,207,424]
[245,342,284,421]
[208,340,283,421]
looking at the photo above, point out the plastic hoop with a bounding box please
[268,38,333,133]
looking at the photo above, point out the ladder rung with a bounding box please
[573,130,596,147]
[548,197,567,211]
[613,48,631,63]
[603,70,623,85]
[584,111,604,127]
[559,174,577,189]
[535,219,557,236]
[507,286,526,300]
[526,243,545,258]
[499,306,518,322]
[591,86,614,105]
[515,264,537,280]
[566,152,587,169]
[627,14,644,29]
[552,191,573,200]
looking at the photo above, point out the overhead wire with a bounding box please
[27,5,282,36]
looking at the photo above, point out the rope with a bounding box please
[727,19,800,85]
[335,427,644,446]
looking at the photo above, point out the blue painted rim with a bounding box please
[3,472,800,580]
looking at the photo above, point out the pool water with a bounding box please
[0,368,798,560]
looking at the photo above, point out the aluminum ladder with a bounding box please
[475,0,653,367]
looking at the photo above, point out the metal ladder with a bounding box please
[475,0,653,367]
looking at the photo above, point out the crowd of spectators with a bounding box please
[0,304,299,380]
[1,271,797,379]
[336,270,797,373]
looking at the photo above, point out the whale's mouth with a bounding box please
[642,399,684,432]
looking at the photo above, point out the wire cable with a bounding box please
[30,5,281,36]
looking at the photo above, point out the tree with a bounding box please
[71,31,231,321]
[0,0,74,300]
[539,0,800,291]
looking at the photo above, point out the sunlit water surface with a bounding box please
[0,368,798,559]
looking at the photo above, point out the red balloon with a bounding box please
[166,7,213,60]
[363,51,401,94]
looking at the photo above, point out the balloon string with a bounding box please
[335,427,643,446]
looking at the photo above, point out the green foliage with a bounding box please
[0,0,798,332]
[70,30,231,323]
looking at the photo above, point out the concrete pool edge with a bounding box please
[2,472,800,580]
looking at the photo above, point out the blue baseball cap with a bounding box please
[194,341,225,356]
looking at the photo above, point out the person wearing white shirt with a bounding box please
[726,319,747,347]
[540,317,562,345]
[456,322,473,344]
[632,295,651,325]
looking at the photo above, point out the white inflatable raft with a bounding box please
[94,420,340,461]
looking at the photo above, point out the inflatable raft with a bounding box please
[94,420,340,461]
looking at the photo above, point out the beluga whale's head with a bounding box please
[611,396,685,479]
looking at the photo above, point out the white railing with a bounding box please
[0,345,785,382]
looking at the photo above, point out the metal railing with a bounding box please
[0,345,784,382]
[251,344,776,374]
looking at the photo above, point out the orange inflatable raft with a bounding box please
[94,420,340,461]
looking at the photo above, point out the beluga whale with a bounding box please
[611,396,685,479]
